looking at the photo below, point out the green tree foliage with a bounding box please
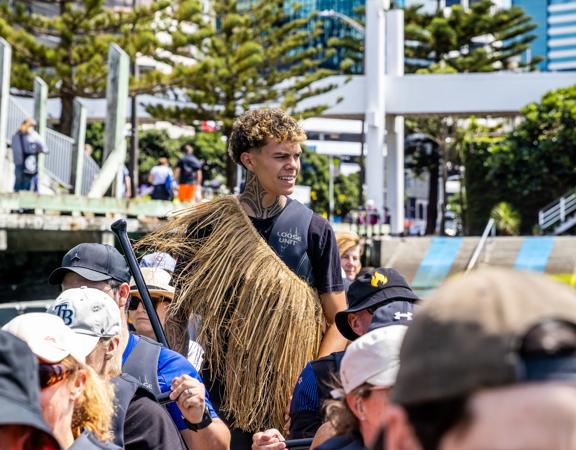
[486,86,576,233]
[458,120,503,234]
[136,128,226,188]
[0,0,177,134]
[299,148,359,217]
[404,0,539,234]
[147,0,346,188]
[404,0,541,73]
[490,202,521,235]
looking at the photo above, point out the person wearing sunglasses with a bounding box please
[48,243,230,450]
[286,268,418,442]
[128,267,205,370]
[252,325,409,450]
[2,313,118,450]
[128,267,175,341]
[0,330,61,450]
[48,286,187,450]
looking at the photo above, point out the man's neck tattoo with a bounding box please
[240,172,286,219]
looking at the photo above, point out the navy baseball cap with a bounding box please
[368,301,417,332]
[336,268,419,340]
[48,243,130,285]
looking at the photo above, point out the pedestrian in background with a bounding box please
[175,144,203,203]
[11,118,47,192]
[148,157,174,201]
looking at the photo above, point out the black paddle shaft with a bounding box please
[284,438,313,449]
[110,219,169,348]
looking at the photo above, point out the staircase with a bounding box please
[539,190,576,235]
[5,96,100,194]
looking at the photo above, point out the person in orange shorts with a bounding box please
[175,144,203,202]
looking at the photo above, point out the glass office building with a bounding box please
[513,0,576,71]
[283,0,365,73]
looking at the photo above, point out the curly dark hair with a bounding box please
[227,108,306,166]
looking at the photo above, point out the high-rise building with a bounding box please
[283,0,365,73]
[513,0,576,71]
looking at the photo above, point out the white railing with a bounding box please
[81,154,100,195]
[45,128,74,189]
[6,96,100,194]
[466,218,495,272]
[538,190,576,231]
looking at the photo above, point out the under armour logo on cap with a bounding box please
[394,312,414,321]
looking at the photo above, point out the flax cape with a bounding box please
[138,196,324,432]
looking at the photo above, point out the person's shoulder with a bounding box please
[315,433,365,450]
[158,346,201,376]
[70,430,120,450]
[308,212,335,240]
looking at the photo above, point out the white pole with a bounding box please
[0,39,10,189]
[385,9,405,235]
[329,155,334,222]
[364,0,387,219]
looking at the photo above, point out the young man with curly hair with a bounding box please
[144,108,347,450]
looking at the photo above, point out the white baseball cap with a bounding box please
[339,325,408,396]
[47,287,121,355]
[2,313,92,364]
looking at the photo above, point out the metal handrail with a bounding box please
[539,190,576,231]
[466,218,495,272]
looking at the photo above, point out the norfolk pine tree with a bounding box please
[0,0,187,134]
[147,0,345,189]
[403,0,540,234]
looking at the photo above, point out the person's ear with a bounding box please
[346,394,366,421]
[240,151,255,172]
[117,283,130,310]
[69,369,87,402]
[104,336,120,361]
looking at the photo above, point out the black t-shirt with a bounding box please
[124,396,187,450]
[177,154,203,184]
[250,212,344,294]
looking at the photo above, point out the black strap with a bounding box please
[110,373,157,448]
[122,336,162,396]
[267,198,314,284]
[310,351,345,402]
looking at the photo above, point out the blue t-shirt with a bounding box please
[290,362,320,414]
[122,334,217,430]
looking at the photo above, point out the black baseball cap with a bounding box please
[336,268,419,340]
[48,243,130,285]
[368,300,418,332]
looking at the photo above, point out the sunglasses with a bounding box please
[128,295,168,311]
[38,363,73,390]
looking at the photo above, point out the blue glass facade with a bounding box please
[283,0,365,73]
[513,0,576,71]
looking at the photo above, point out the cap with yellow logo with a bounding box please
[335,268,419,340]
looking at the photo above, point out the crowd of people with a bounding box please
[3,108,576,450]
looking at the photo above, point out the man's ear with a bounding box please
[239,151,254,172]
[118,283,131,310]
[104,336,120,361]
